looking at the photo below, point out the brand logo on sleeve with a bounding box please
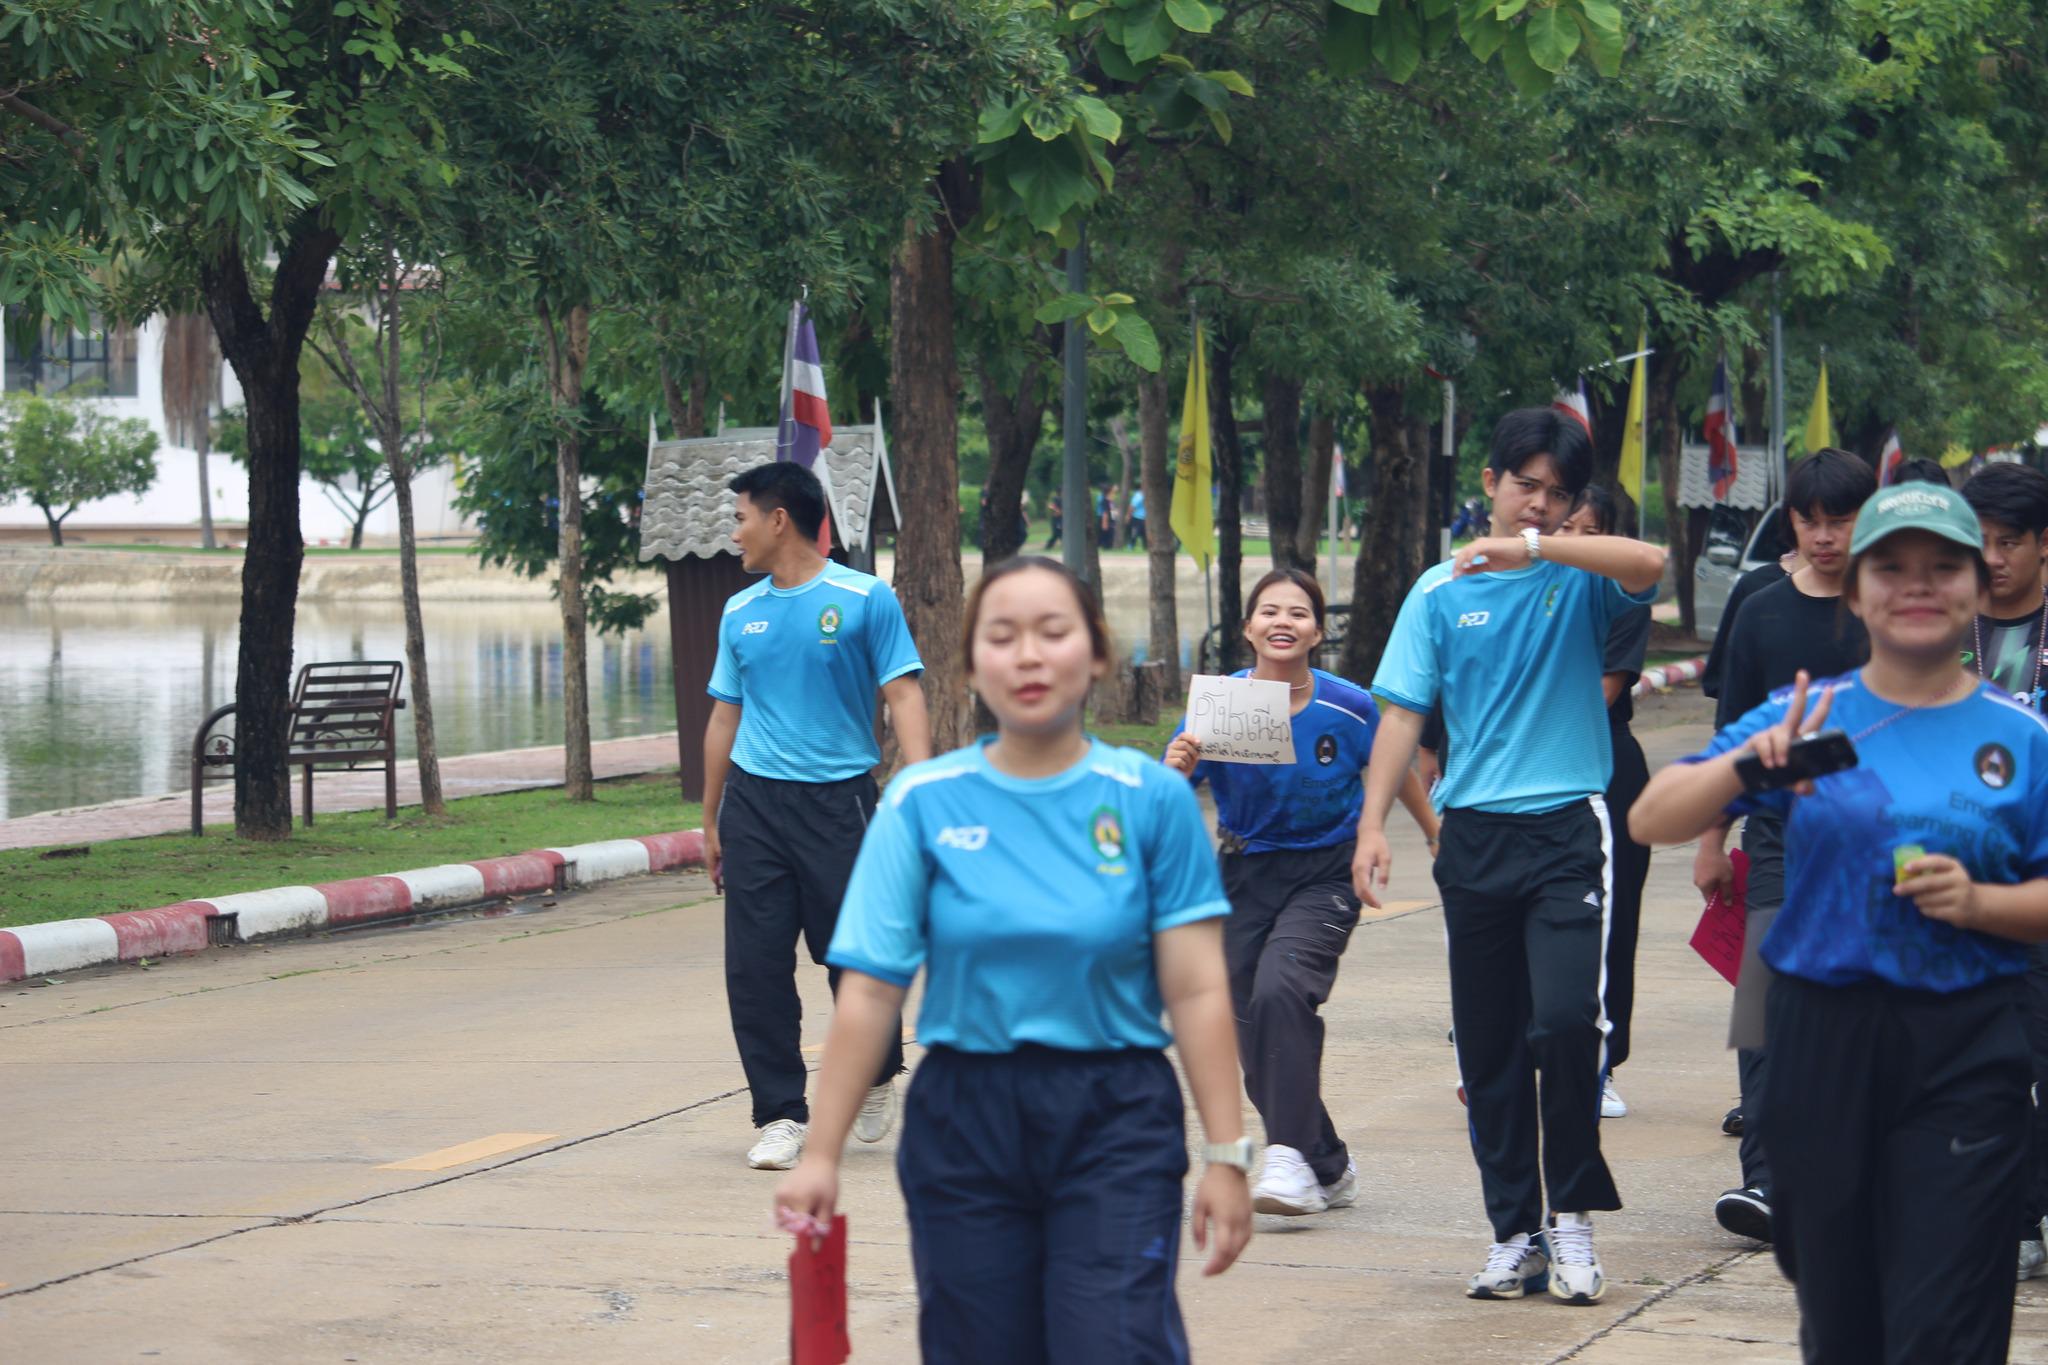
[935,825,988,851]
[1975,743,2015,790]
[1091,806,1125,864]
[741,620,770,636]
[1456,611,1491,629]
[818,604,843,637]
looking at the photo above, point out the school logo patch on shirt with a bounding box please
[1091,806,1125,863]
[1315,734,1338,766]
[1976,743,2015,790]
[1543,584,1561,616]
[818,604,843,638]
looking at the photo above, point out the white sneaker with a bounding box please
[1252,1144,1328,1216]
[1547,1212,1606,1304]
[1321,1158,1359,1211]
[746,1118,807,1170]
[1467,1231,1549,1299]
[2019,1237,2045,1282]
[1600,1073,1628,1119]
[853,1080,898,1143]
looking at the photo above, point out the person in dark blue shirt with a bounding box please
[1164,569,1438,1219]
[1634,482,2048,1365]
[1961,461,2048,1283]
[1360,408,1667,1306]
[776,556,1252,1364]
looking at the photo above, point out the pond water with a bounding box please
[0,601,677,820]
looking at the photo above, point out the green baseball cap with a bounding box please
[1849,481,1984,556]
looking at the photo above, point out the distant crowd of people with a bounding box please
[703,414,2048,1363]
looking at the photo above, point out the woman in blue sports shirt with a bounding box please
[775,556,1253,1365]
[1632,483,2048,1365]
[1164,568,1438,1218]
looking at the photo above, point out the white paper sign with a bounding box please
[1184,674,1297,765]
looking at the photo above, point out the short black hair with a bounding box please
[1488,408,1593,497]
[1572,484,1622,536]
[1786,448,1876,519]
[1964,461,2048,536]
[729,461,826,540]
[1893,457,1951,488]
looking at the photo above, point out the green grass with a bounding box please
[0,774,701,930]
[1095,715,1181,756]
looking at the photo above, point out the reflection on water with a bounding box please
[0,601,678,819]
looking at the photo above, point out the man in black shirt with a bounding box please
[1961,461,2048,1282]
[1695,448,1875,1245]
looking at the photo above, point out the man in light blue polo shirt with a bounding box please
[703,461,931,1171]
[1356,408,1666,1306]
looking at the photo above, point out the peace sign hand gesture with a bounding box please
[1743,670,1835,796]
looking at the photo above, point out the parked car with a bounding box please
[1693,502,1789,638]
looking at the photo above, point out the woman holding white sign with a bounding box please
[1165,568,1439,1216]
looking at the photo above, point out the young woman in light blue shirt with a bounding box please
[775,556,1252,1364]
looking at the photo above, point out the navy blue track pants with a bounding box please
[896,1045,1191,1364]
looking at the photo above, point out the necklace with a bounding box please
[1851,670,1975,743]
[1971,589,2048,706]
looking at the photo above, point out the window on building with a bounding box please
[3,316,140,397]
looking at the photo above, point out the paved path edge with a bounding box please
[0,829,706,984]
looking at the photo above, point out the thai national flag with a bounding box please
[778,302,832,469]
[1878,429,1905,485]
[1705,357,1739,501]
[1553,377,1592,438]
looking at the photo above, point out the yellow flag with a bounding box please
[1170,324,1215,566]
[1940,442,1975,470]
[1616,329,1648,508]
[1804,359,1833,454]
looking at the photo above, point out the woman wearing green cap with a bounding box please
[1632,481,2048,1364]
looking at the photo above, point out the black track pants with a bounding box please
[1437,799,1621,1241]
[1763,974,2028,1365]
[1603,722,1650,1071]
[1220,841,1360,1186]
[719,766,903,1127]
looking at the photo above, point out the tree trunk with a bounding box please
[889,166,974,752]
[541,299,595,800]
[1651,355,1695,630]
[1296,412,1334,571]
[389,461,442,815]
[1340,383,1423,686]
[659,357,710,440]
[201,223,337,840]
[1260,373,1306,572]
[977,351,1046,565]
[1208,331,1246,674]
[41,504,63,547]
[349,498,368,550]
[1111,414,1134,549]
[1138,367,1178,693]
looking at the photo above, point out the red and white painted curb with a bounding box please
[1632,654,1711,697]
[0,830,705,986]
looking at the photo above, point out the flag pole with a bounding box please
[775,295,801,459]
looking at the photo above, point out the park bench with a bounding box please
[190,661,407,835]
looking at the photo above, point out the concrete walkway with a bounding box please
[0,731,685,851]
[7,719,2048,1361]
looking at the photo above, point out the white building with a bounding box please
[0,311,472,545]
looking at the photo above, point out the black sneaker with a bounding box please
[1715,1186,1772,1242]
[1721,1106,1743,1137]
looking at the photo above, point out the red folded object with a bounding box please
[790,1215,850,1365]
[1690,848,1749,987]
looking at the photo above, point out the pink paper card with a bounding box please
[1690,849,1750,987]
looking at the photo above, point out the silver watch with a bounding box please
[1520,526,1543,561]
[1202,1137,1256,1172]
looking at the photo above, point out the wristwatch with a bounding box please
[1520,526,1543,561]
[1202,1137,1256,1172]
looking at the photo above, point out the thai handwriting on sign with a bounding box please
[1184,674,1297,765]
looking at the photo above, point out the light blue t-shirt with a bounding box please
[707,562,923,783]
[1131,490,1147,519]
[1687,674,2048,992]
[1373,559,1655,814]
[1173,668,1379,853]
[827,738,1231,1053]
